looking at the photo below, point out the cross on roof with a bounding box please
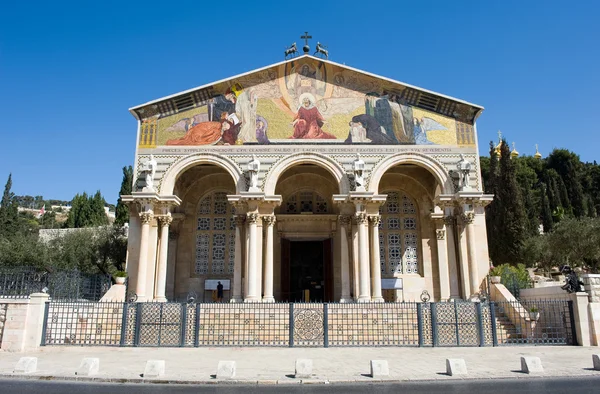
[301,31,312,46]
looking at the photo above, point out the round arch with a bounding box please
[160,153,245,195]
[263,152,350,195]
[368,152,451,195]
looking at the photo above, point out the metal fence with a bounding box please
[0,268,111,301]
[41,299,577,348]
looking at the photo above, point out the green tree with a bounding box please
[485,142,501,264]
[493,140,529,265]
[547,149,586,217]
[540,183,553,232]
[0,174,19,237]
[115,166,133,227]
[65,191,109,228]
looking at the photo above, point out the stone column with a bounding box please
[369,215,384,302]
[245,213,261,302]
[435,220,451,301]
[262,215,276,302]
[136,211,153,301]
[338,215,352,302]
[154,215,172,302]
[351,221,359,301]
[231,215,245,303]
[356,213,371,303]
[463,212,480,297]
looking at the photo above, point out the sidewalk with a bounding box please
[1,346,599,384]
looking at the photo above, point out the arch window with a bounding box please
[195,191,235,275]
[379,191,419,275]
[283,191,329,214]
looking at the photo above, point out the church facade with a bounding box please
[122,55,492,304]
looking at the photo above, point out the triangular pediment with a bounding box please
[132,55,482,148]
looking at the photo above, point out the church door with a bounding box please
[281,239,332,302]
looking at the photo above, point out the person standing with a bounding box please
[217,281,224,303]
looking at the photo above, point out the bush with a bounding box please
[489,263,532,290]
[114,270,127,278]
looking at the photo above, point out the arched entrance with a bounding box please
[274,163,341,302]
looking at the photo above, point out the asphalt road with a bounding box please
[1,377,600,394]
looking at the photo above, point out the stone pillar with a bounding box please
[24,293,50,351]
[369,215,384,302]
[136,211,153,301]
[245,213,261,302]
[262,215,276,303]
[351,221,359,301]
[154,215,172,302]
[463,212,480,297]
[339,215,352,302]
[356,213,371,303]
[435,220,451,301]
[570,292,591,346]
[231,215,245,303]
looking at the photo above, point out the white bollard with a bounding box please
[592,354,600,371]
[216,361,236,379]
[446,359,468,376]
[520,356,543,373]
[370,360,389,378]
[14,357,37,373]
[143,360,165,378]
[295,359,313,379]
[76,358,100,376]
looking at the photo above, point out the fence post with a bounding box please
[431,303,438,347]
[323,303,329,348]
[417,303,424,347]
[475,302,485,347]
[490,301,498,347]
[180,303,187,347]
[289,303,294,347]
[194,303,201,347]
[134,303,142,347]
[119,303,128,346]
[40,301,50,346]
[568,300,578,346]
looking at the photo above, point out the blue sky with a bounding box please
[1,0,598,204]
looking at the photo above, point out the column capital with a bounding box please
[338,214,352,227]
[262,215,276,226]
[247,212,260,224]
[368,215,381,227]
[157,215,173,226]
[436,229,446,240]
[234,214,246,227]
[459,212,475,225]
[355,212,368,225]
[443,215,455,226]
[139,211,154,224]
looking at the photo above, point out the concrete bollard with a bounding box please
[143,360,165,378]
[446,359,468,376]
[216,361,236,379]
[370,360,389,378]
[592,354,600,371]
[520,356,543,374]
[14,357,37,373]
[295,359,313,379]
[76,358,100,376]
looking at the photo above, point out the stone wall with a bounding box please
[0,294,50,352]
[583,274,600,302]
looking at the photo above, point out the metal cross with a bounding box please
[301,31,312,46]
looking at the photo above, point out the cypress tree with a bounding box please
[495,140,528,265]
[556,175,572,214]
[115,166,133,227]
[0,173,19,237]
[540,183,553,232]
[486,141,500,263]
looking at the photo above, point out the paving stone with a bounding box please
[76,358,99,376]
[446,358,468,376]
[14,357,37,373]
[370,360,389,378]
[592,354,600,371]
[216,361,236,379]
[520,356,543,373]
[143,360,165,378]
[295,359,313,379]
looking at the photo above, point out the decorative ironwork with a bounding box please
[0,268,110,301]
[40,300,576,348]
[294,309,324,340]
[420,290,431,302]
